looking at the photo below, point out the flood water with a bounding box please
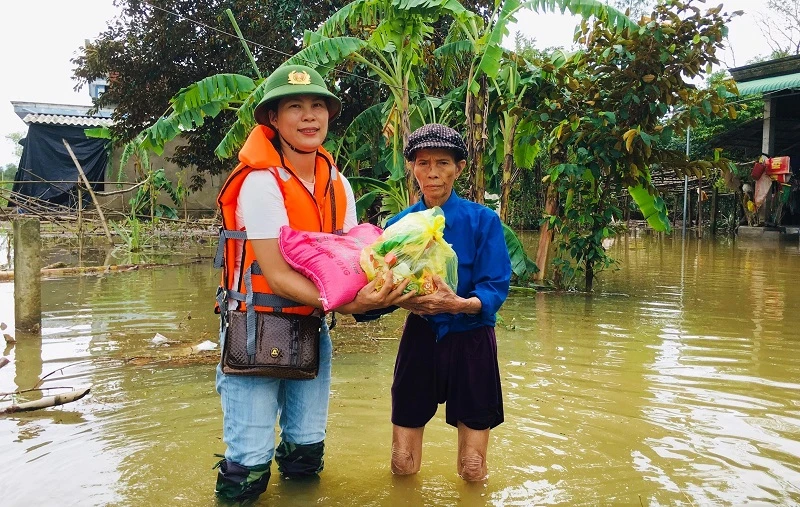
[2,232,800,506]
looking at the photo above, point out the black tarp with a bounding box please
[12,124,108,208]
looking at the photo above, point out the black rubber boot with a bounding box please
[214,457,271,503]
[275,441,325,478]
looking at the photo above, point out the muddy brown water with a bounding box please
[1,233,799,506]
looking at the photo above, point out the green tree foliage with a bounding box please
[73,1,495,190]
[663,70,763,162]
[526,0,741,290]
[72,0,352,189]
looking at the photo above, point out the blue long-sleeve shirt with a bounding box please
[384,190,512,339]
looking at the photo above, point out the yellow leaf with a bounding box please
[642,74,655,83]
[727,105,737,119]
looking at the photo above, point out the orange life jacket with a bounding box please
[214,125,347,317]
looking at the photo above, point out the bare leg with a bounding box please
[457,422,490,481]
[391,425,424,475]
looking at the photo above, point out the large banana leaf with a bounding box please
[214,36,367,159]
[469,0,522,94]
[628,184,671,233]
[348,175,409,219]
[140,73,256,155]
[522,0,637,34]
[318,0,383,37]
[503,223,539,281]
[285,35,368,71]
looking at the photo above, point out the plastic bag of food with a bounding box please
[360,207,458,295]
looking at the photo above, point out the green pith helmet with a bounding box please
[253,64,342,126]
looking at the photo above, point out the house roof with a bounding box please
[21,113,113,127]
[736,72,800,96]
[11,101,114,129]
[729,54,800,82]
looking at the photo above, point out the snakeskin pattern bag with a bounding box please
[221,310,321,379]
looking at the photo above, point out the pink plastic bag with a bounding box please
[279,223,383,311]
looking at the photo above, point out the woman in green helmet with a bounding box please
[213,64,411,502]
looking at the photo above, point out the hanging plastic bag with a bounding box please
[360,207,458,295]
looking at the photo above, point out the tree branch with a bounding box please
[1,388,91,415]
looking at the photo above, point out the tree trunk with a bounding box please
[499,116,519,223]
[401,78,416,205]
[534,183,558,282]
[585,259,594,292]
[465,73,488,204]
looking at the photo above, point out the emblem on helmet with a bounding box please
[287,71,311,85]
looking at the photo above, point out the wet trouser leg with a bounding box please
[215,322,332,498]
[275,325,332,477]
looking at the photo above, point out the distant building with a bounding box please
[8,96,223,215]
[10,101,114,208]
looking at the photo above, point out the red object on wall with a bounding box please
[751,161,766,179]
[767,156,790,175]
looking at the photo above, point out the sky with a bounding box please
[0,0,777,168]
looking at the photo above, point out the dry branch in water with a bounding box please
[1,388,91,415]
[0,259,206,282]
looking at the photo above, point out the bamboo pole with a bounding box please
[62,139,113,245]
[1,387,90,414]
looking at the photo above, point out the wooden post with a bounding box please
[13,217,41,332]
[696,182,703,239]
[62,139,113,245]
[710,186,719,235]
[673,193,679,228]
[77,185,83,239]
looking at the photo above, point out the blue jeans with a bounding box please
[216,321,332,467]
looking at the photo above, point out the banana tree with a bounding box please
[435,0,635,204]
[296,0,478,204]
[488,57,544,223]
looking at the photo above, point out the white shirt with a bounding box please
[236,169,358,238]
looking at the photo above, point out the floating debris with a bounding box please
[192,340,218,352]
[150,333,170,346]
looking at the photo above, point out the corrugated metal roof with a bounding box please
[22,113,114,127]
[736,72,800,96]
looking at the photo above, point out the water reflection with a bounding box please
[1,234,800,505]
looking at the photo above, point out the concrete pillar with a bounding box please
[13,217,41,332]
[763,97,777,156]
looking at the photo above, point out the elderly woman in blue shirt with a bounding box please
[388,123,511,482]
